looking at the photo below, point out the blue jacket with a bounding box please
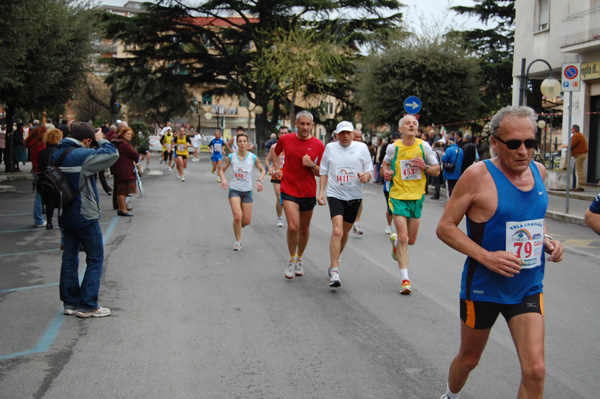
[52,138,119,230]
[442,143,464,181]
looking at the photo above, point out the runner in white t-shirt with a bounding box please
[191,131,201,162]
[218,133,266,251]
[317,121,373,287]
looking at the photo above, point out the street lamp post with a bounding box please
[518,58,561,107]
[254,105,263,153]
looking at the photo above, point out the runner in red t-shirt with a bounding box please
[273,111,325,280]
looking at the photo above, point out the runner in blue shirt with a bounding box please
[437,105,563,399]
[209,129,225,183]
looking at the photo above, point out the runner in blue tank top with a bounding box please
[436,106,564,399]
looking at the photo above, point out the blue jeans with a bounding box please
[60,222,104,311]
[34,192,45,226]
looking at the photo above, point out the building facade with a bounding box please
[513,0,600,184]
[100,1,338,144]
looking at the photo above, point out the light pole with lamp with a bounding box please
[253,105,263,153]
[517,58,561,107]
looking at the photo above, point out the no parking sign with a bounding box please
[562,63,581,92]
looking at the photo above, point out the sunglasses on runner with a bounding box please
[493,136,538,150]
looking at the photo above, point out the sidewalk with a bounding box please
[546,188,596,226]
[0,162,33,193]
[426,181,596,226]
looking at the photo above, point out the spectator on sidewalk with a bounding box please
[112,126,141,217]
[430,140,445,200]
[26,126,47,227]
[561,124,588,191]
[53,122,118,318]
[441,136,464,198]
[39,128,63,230]
[476,135,491,160]
[13,119,27,172]
[460,132,478,173]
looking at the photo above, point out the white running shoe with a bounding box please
[384,225,392,235]
[76,306,111,318]
[294,259,304,276]
[329,271,341,287]
[216,177,222,183]
[181,177,185,182]
[276,217,284,227]
[352,223,363,235]
[284,261,295,279]
[233,241,242,251]
[168,167,172,171]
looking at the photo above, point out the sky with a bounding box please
[100,0,486,32]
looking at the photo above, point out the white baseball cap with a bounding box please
[334,121,354,134]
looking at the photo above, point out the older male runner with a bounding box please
[318,121,372,287]
[273,111,325,279]
[436,105,563,399]
[382,114,440,294]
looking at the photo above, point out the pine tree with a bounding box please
[448,0,515,113]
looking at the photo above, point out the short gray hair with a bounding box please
[296,110,314,121]
[398,115,419,128]
[490,105,536,137]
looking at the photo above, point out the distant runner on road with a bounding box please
[265,125,290,227]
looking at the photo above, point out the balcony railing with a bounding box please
[561,7,600,47]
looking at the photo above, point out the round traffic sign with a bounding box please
[403,96,422,114]
[564,65,578,80]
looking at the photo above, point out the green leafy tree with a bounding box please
[448,0,515,113]
[105,63,193,127]
[0,0,96,171]
[355,37,481,129]
[71,74,113,123]
[253,22,350,124]
[101,0,402,144]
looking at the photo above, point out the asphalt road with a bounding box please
[1,154,599,399]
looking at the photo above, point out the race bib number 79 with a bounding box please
[506,219,544,269]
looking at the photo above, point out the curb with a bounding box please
[545,210,586,226]
[0,185,16,193]
[0,173,34,183]
[547,189,596,202]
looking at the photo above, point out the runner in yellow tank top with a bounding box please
[174,126,192,182]
[382,115,440,294]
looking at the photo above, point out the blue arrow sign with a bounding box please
[403,96,422,114]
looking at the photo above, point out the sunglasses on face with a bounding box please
[493,136,538,150]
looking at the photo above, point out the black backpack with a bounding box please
[36,147,80,209]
